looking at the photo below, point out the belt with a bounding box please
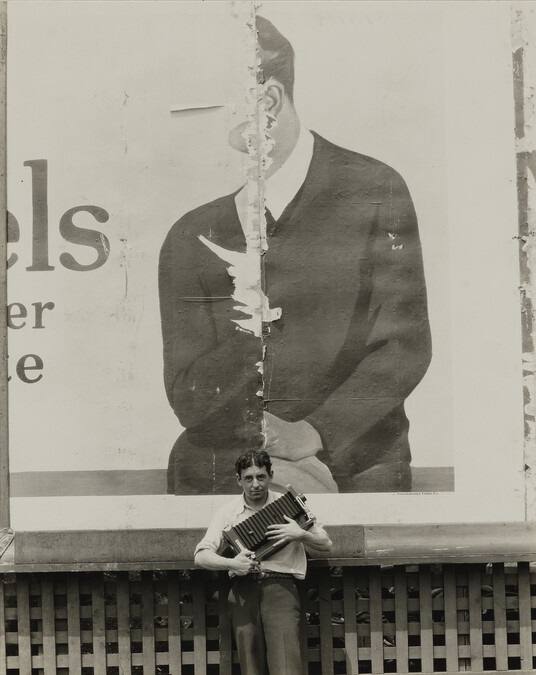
[248,571,295,581]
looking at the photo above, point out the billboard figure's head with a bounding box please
[229,16,301,175]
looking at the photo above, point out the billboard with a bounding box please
[3,1,532,542]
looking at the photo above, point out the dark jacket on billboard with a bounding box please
[159,132,432,494]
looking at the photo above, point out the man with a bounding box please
[159,16,432,494]
[194,449,332,675]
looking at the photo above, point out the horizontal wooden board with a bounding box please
[5,524,364,567]
[364,522,536,559]
[0,521,534,570]
[12,528,206,564]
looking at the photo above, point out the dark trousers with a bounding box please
[228,576,302,675]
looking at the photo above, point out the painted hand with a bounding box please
[263,412,322,461]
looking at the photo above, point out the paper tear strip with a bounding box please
[170,103,231,113]
[511,3,536,522]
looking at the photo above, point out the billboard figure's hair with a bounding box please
[256,15,295,101]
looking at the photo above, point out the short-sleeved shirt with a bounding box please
[194,490,326,580]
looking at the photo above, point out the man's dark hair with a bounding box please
[256,16,295,101]
[235,449,273,478]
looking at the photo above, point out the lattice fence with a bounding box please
[0,563,535,674]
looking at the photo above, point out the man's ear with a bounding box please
[236,473,242,485]
[263,81,285,117]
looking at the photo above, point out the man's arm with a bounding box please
[194,504,261,575]
[304,170,432,464]
[266,516,332,553]
[265,170,432,469]
[159,219,262,430]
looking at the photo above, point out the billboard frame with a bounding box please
[1,2,535,570]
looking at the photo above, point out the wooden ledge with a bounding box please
[0,522,534,572]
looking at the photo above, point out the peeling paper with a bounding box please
[195,3,273,454]
[244,4,270,451]
[197,235,281,333]
[226,3,279,461]
[188,3,274,461]
[512,3,536,521]
[170,103,230,113]
[194,3,272,343]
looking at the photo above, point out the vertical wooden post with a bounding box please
[492,563,508,671]
[141,571,156,674]
[16,574,32,673]
[418,565,434,673]
[192,571,207,673]
[394,566,409,673]
[369,567,384,674]
[41,575,57,674]
[0,579,7,674]
[517,561,533,669]
[343,567,359,674]
[66,574,82,674]
[90,573,107,675]
[458,567,470,672]
[468,566,484,671]
[443,564,459,672]
[116,573,132,675]
[167,572,183,675]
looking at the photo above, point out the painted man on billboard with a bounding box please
[159,16,432,495]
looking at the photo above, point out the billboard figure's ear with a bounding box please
[263,80,286,119]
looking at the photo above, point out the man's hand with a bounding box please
[229,549,260,576]
[265,516,305,544]
[264,412,322,461]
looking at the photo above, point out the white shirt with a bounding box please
[234,125,315,229]
[194,489,325,580]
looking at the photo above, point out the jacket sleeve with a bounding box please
[158,221,262,431]
[305,170,432,468]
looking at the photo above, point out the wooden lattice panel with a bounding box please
[0,563,535,674]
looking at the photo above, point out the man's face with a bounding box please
[237,463,272,506]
